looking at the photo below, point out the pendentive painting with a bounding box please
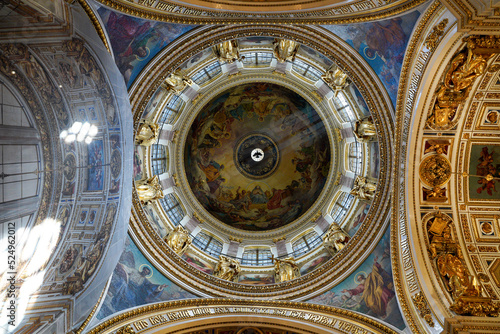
[307,227,406,330]
[468,144,500,200]
[97,237,196,319]
[184,82,331,231]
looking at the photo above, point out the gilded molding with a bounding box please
[411,292,435,327]
[76,0,111,54]
[86,298,399,334]
[127,24,394,299]
[92,0,427,25]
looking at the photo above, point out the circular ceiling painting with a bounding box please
[185,82,331,231]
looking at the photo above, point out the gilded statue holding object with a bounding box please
[323,222,350,255]
[350,176,377,201]
[273,256,300,283]
[165,225,191,256]
[321,64,348,96]
[213,40,240,64]
[136,175,164,205]
[426,36,497,130]
[273,38,300,63]
[353,117,377,142]
[163,68,192,94]
[214,255,241,282]
[136,120,159,147]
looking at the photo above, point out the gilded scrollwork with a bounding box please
[116,324,135,334]
[214,255,241,282]
[273,38,299,63]
[213,40,240,64]
[411,292,434,327]
[135,120,160,147]
[422,186,447,202]
[424,18,448,51]
[323,222,350,256]
[321,64,348,96]
[135,176,164,205]
[426,36,498,130]
[273,257,300,283]
[165,225,192,256]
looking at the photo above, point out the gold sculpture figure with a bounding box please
[273,38,300,63]
[437,253,482,300]
[423,186,447,202]
[213,40,240,63]
[214,255,241,282]
[164,68,192,93]
[323,222,350,255]
[135,120,160,147]
[165,225,192,256]
[426,37,495,130]
[350,176,377,201]
[354,117,377,142]
[135,175,164,205]
[321,64,348,96]
[426,214,463,260]
[273,256,300,283]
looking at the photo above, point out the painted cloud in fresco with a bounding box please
[97,236,196,319]
[322,7,423,107]
[307,227,406,330]
[96,7,196,88]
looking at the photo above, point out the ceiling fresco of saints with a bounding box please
[185,82,331,231]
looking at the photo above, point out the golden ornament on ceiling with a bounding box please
[419,154,452,188]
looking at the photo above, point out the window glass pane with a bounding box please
[159,194,184,225]
[242,52,273,67]
[160,94,183,124]
[192,61,221,85]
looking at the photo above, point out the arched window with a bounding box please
[191,61,222,85]
[333,92,356,122]
[348,142,362,175]
[241,248,273,266]
[151,144,167,175]
[292,231,322,257]
[330,192,354,223]
[192,232,223,257]
[291,59,323,81]
[160,94,183,124]
[159,194,184,225]
[241,52,273,67]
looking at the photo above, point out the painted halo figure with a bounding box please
[165,225,192,256]
[323,222,350,255]
[214,255,241,282]
[273,257,300,283]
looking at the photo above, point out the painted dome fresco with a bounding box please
[184,82,331,231]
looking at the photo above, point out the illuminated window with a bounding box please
[333,92,356,122]
[151,144,167,175]
[241,52,273,67]
[192,232,222,257]
[291,59,323,81]
[292,231,322,257]
[160,94,183,124]
[330,192,354,223]
[241,248,273,266]
[159,194,184,225]
[348,142,362,175]
[191,61,222,85]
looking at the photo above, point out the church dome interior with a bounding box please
[1,0,500,334]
